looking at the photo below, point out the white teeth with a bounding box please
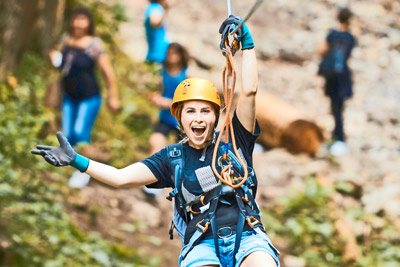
[192,126,205,129]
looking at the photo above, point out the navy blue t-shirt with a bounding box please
[142,112,260,192]
[141,112,261,238]
[61,37,104,101]
[325,29,356,99]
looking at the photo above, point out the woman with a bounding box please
[33,16,279,267]
[144,43,189,199]
[49,7,119,188]
[50,7,120,146]
[149,42,189,155]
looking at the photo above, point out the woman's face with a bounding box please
[70,14,90,37]
[181,100,216,149]
[165,47,181,66]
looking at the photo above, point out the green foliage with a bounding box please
[263,177,343,266]
[263,177,400,266]
[0,1,160,266]
[0,73,153,266]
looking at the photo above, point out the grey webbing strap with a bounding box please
[180,196,220,260]
[210,217,220,259]
[241,184,261,216]
[233,212,246,267]
[180,228,204,259]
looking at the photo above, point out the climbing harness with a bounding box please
[166,142,280,265]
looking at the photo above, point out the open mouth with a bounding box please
[192,126,206,137]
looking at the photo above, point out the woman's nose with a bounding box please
[194,112,203,122]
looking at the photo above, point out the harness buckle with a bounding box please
[169,147,181,158]
[217,226,233,238]
[246,216,259,228]
[196,219,210,233]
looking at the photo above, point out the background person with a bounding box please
[317,7,356,157]
[144,42,189,199]
[49,6,120,188]
[144,0,172,64]
[148,42,189,155]
[33,17,279,267]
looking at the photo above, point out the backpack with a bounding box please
[318,32,349,79]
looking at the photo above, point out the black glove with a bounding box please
[31,132,77,167]
[219,15,243,55]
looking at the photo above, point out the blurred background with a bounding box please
[1,0,399,266]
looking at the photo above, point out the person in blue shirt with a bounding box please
[318,8,356,156]
[33,16,280,267]
[144,42,189,199]
[149,42,189,154]
[144,0,172,63]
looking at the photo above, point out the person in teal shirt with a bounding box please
[144,0,172,63]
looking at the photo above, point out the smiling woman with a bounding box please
[32,15,280,267]
[170,78,221,149]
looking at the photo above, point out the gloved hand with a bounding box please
[31,132,89,172]
[219,15,254,53]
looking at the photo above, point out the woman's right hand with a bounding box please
[31,132,77,167]
[107,95,120,113]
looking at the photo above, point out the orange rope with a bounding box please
[211,45,248,189]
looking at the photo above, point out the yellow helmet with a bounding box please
[171,78,221,118]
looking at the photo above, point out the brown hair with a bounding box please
[164,42,189,70]
[68,6,95,36]
[337,8,352,24]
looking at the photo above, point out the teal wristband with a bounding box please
[241,23,254,50]
[71,154,89,172]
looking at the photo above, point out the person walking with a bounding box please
[33,16,279,267]
[144,0,172,64]
[317,7,356,157]
[49,7,120,187]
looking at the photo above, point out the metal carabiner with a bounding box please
[220,23,241,56]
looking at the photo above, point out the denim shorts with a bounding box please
[179,230,280,267]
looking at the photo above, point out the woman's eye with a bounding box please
[186,110,194,114]
[202,110,210,114]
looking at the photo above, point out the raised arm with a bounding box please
[219,17,258,133]
[236,47,257,133]
[149,1,170,28]
[31,132,157,188]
